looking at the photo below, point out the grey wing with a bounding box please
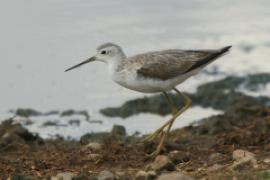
[136,46,231,80]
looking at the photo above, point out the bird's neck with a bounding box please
[107,56,126,75]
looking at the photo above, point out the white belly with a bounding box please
[111,70,197,93]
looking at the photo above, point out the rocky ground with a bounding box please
[1,73,270,179]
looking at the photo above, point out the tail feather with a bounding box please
[185,45,232,73]
[220,45,232,54]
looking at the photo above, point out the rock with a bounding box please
[157,172,194,180]
[115,171,127,179]
[60,110,90,121]
[207,164,224,172]
[150,155,175,171]
[80,132,110,145]
[231,150,257,171]
[208,152,224,161]
[11,108,42,117]
[72,170,96,180]
[98,170,115,180]
[135,171,147,180]
[88,153,101,161]
[51,172,75,180]
[232,149,256,161]
[231,157,256,171]
[147,171,157,179]
[10,174,33,180]
[135,170,156,180]
[263,158,270,164]
[83,142,102,152]
[111,125,126,136]
[0,120,43,152]
[169,150,190,163]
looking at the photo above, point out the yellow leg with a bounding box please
[147,88,192,156]
[142,92,178,143]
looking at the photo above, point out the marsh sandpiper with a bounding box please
[65,43,231,156]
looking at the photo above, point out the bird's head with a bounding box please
[65,42,126,72]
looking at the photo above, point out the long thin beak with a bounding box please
[65,56,96,72]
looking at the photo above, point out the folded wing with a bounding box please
[136,46,231,80]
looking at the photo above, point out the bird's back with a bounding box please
[117,46,231,81]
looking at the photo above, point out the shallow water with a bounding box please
[0,0,270,137]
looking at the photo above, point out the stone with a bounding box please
[169,150,190,163]
[135,170,156,180]
[157,172,194,180]
[98,170,115,180]
[111,125,126,136]
[263,158,270,164]
[147,171,157,179]
[208,152,224,161]
[231,149,257,171]
[135,170,148,180]
[232,149,256,161]
[150,155,175,171]
[88,153,101,161]
[10,174,33,180]
[207,164,224,172]
[83,142,102,152]
[51,172,75,180]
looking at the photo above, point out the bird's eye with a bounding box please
[101,50,106,54]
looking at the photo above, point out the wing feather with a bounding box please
[122,46,231,81]
[134,50,212,80]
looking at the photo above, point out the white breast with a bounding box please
[108,60,200,93]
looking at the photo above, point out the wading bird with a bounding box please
[65,43,231,156]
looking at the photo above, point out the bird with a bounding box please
[65,42,231,156]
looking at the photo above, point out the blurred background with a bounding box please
[0,0,269,139]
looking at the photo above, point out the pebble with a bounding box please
[98,170,115,180]
[157,172,194,180]
[169,150,190,163]
[207,164,224,172]
[135,170,156,180]
[83,142,102,152]
[51,172,75,180]
[88,153,101,161]
[208,152,224,161]
[263,158,270,164]
[232,149,256,161]
[150,155,175,171]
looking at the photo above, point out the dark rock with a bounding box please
[111,125,126,136]
[11,108,42,117]
[68,119,81,126]
[42,121,64,127]
[10,174,33,180]
[80,132,110,145]
[0,120,43,144]
[61,109,90,121]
